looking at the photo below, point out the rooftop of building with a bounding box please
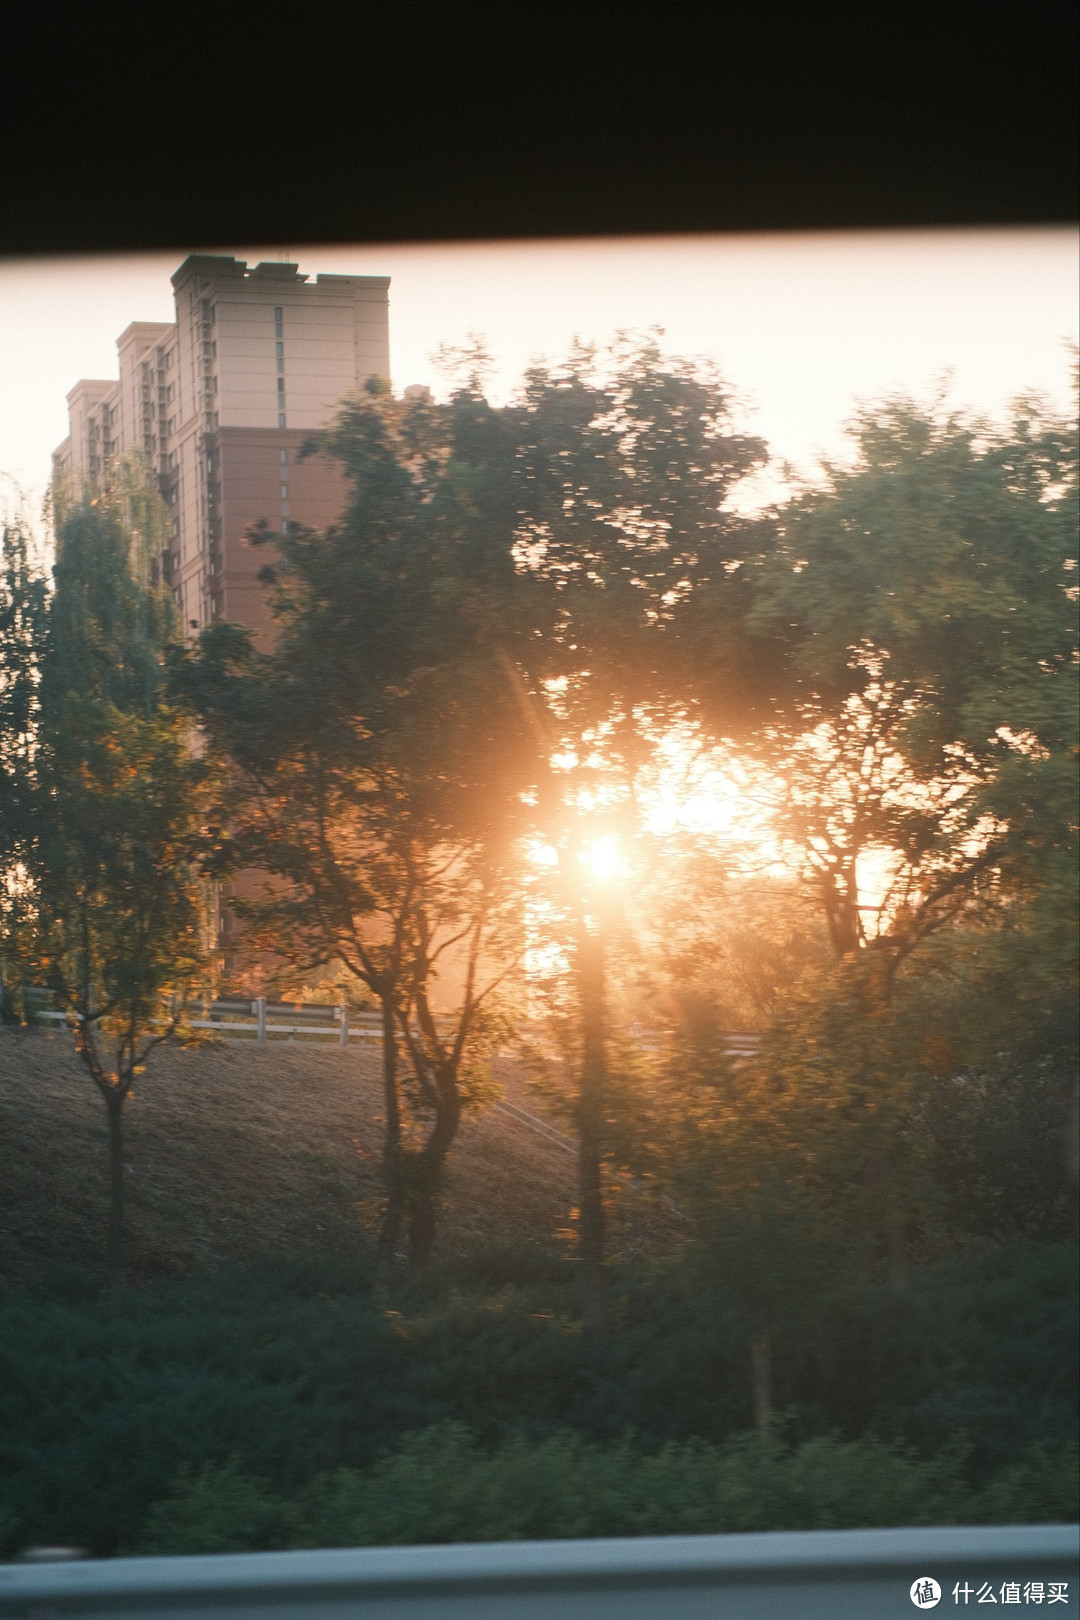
[171,254,388,289]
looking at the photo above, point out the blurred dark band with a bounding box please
[5,7,1077,257]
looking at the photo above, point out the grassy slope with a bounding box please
[0,1028,678,1284]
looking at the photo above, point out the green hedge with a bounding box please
[1,1244,1075,1556]
[135,1426,1079,1554]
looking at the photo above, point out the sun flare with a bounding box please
[581,836,621,884]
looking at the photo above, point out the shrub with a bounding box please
[134,1426,1079,1555]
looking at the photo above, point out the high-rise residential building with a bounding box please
[52,254,390,643]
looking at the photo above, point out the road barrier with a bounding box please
[22,992,760,1058]
[192,999,383,1045]
[24,995,383,1046]
[1,1524,1075,1617]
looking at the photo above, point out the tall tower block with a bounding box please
[53,255,391,646]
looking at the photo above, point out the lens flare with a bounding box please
[581,836,620,883]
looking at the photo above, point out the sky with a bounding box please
[1,228,1076,529]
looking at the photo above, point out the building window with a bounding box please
[278,413,286,428]
[280,483,288,499]
[276,341,284,358]
[279,449,287,464]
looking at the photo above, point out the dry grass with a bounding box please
[0,1029,680,1285]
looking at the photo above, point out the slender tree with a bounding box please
[0,521,49,1020]
[18,489,215,1286]
[493,340,767,1328]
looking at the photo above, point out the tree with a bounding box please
[181,342,769,1312]
[16,488,215,1286]
[484,339,768,1329]
[745,391,1078,985]
[174,383,531,1282]
[693,392,1080,1276]
[650,386,1079,1408]
[0,520,49,1020]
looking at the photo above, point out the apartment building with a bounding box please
[53,255,391,644]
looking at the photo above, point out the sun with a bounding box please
[580,836,620,884]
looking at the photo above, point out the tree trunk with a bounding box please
[407,1178,439,1274]
[105,1089,126,1290]
[375,994,403,1294]
[750,1328,772,1433]
[577,917,607,1335]
[406,1057,462,1275]
[405,1140,453,1275]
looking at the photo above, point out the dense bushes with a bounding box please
[1,1241,1075,1556]
[134,1427,1080,1554]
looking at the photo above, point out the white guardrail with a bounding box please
[27,997,383,1046]
[0,1525,1075,1617]
[24,994,761,1058]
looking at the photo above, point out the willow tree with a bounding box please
[20,487,215,1285]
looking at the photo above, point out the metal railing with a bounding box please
[23,994,382,1047]
[1,1524,1075,1617]
[191,998,382,1046]
[22,991,760,1058]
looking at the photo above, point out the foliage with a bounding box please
[0,522,49,1020]
[650,894,1077,1423]
[11,490,217,1282]
[171,384,533,1277]
[135,1426,1078,1554]
[174,343,769,1298]
[0,1242,1073,1556]
[743,393,1078,974]
[1,358,1076,1557]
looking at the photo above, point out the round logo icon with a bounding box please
[910,1577,942,1608]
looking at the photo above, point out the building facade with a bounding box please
[53,255,390,644]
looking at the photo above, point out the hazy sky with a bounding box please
[1,228,1075,525]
